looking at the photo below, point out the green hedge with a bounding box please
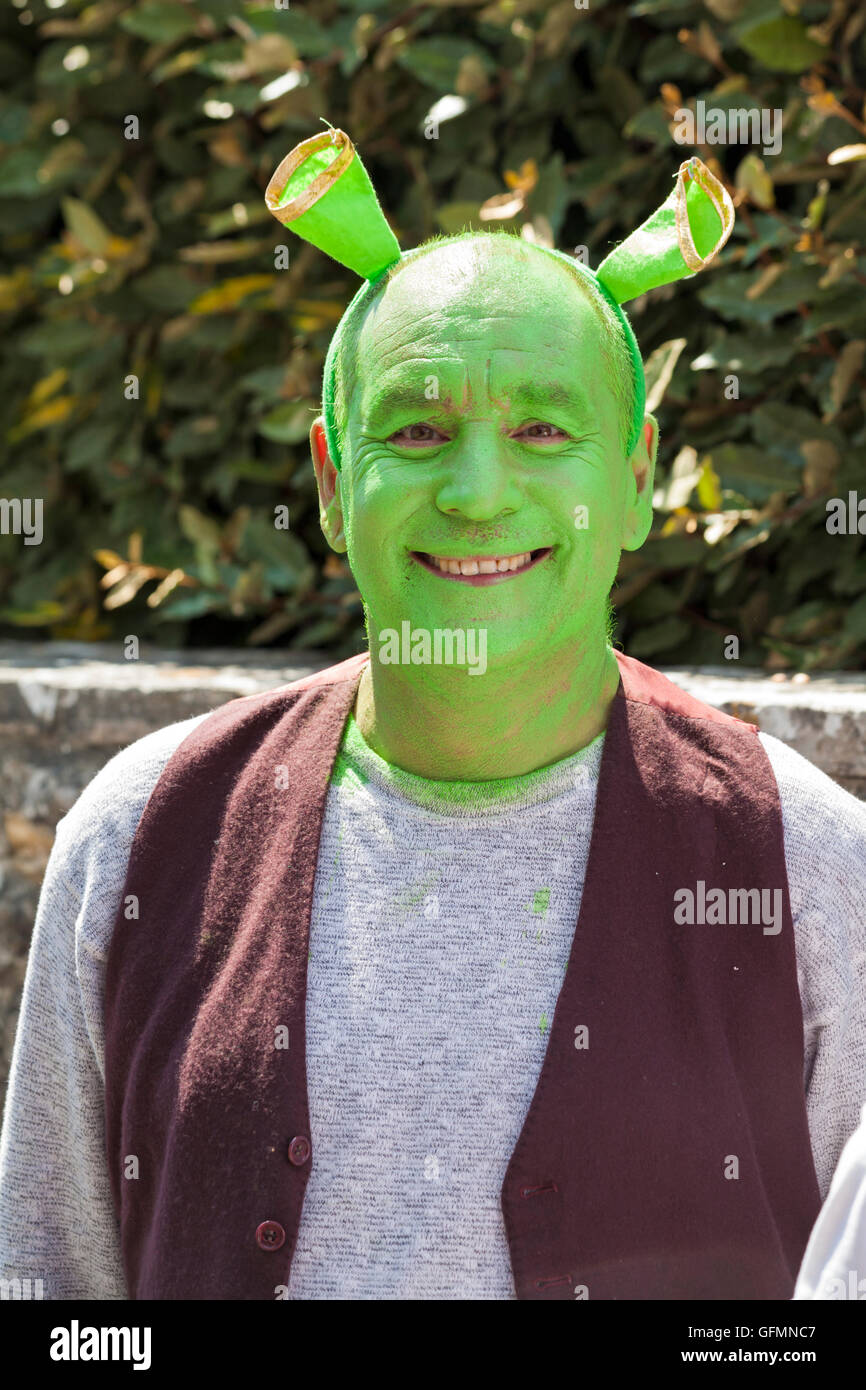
[1,0,865,667]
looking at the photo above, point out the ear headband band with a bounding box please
[265,128,735,469]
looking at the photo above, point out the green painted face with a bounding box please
[314,237,656,684]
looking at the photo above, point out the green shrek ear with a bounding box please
[596,157,734,305]
[264,128,401,281]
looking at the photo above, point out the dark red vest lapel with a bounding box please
[103,649,820,1299]
[104,652,367,1300]
[501,652,820,1299]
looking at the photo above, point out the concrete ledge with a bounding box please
[1,640,865,1096]
[0,640,332,748]
[660,666,866,800]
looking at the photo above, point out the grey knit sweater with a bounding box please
[1,709,865,1299]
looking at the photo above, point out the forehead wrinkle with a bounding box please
[366,311,521,358]
[364,329,590,393]
[359,302,447,355]
[366,309,601,370]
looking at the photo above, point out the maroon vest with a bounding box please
[103,649,821,1299]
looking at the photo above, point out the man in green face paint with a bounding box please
[310,230,656,780]
[3,133,866,1304]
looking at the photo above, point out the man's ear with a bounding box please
[621,412,658,553]
[310,417,348,553]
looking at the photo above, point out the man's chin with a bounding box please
[367,610,565,683]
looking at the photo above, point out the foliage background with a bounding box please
[1,0,865,668]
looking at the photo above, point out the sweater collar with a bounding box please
[333,711,605,818]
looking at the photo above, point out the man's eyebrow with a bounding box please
[503,380,592,414]
[362,382,457,423]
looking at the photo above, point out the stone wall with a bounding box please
[1,639,865,1105]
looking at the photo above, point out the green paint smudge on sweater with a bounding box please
[392,871,440,912]
[330,749,369,795]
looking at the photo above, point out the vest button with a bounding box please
[255,1221,286,1251]
[288,1135,311,1166]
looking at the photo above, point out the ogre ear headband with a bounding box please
[265,127,735,468]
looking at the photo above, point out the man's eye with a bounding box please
[388,423,447,445]
[515,422,568,440]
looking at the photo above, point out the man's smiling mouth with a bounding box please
[410,548,554,583]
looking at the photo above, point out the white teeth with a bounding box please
[427,550,537,575]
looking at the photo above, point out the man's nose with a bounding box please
[433,420,522,520]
